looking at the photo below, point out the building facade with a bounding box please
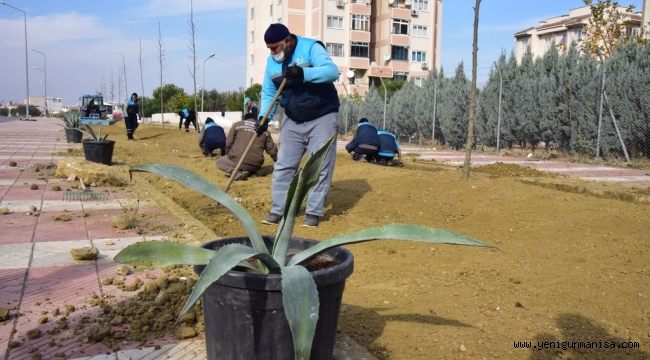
[644,0,649,37]
[246,0,442,96]
[514,5,643,62]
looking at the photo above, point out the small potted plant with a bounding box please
[115,136,493,360]
[79,124,115,165]
[59,112,83,143]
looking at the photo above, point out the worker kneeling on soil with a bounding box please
[217,112,278,181]
[345,118,380,162]
[376,130,402,166]
[198,117,226,157]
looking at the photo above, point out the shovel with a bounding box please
[224,78,287,193]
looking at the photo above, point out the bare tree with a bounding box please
[122,54,129,101]
[188,0,198,113]
[158,21,166,128]
[110,69,115,105]
[462,0,481,182]
[117,67,123,108]
[139,39,145,119]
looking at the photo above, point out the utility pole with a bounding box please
[595,66,606,159]
[30,48,46,117]
[1,2,30,118]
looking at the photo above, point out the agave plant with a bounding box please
[59,111,81,128]
[78,124,109,141]
[115,135,492,360]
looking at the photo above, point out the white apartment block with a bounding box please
[644,0,649,37]
[514,5,643,62]
[246,0,442,96]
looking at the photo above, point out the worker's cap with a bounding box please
[264,23,290,44]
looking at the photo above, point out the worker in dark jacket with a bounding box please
[180,107,200,133]
[217,112,278,180]
[198,118,226,157]
[377,130,402,166]
[125,93,140,140]
[345,118,380,162]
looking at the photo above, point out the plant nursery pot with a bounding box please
[65,127,83,143]
[82,140,115,165]
[195,236,354,360]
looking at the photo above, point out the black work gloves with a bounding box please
[255,116,268,135]
[284,65,304,82]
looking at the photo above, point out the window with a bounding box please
[250,30,254,43]
[394,72,407,81]
[352,14,370,31]
[350,42,369,57]
[250,54,254,66]
[573,29,582,41]
[270,4,273,16]
[412,25,428,37]
[413,77,424,87]
[327,43,344,57]
[278,0,282,4]
[327,16,344,29]
[411,51,426,62]
[250,6,254,20]
[391,45,408,61]
[413,0,429,11]
[392,19,409,35]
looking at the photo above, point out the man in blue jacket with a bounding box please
[198,117,226,157]
[256,23,339,228]
[377,130,402,166]
[345,118,380,162]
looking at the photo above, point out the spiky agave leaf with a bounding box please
[281,265,319,360]
[178,244,279,316]
[287,224,494,266]
[129,164,268,255]
[114,240,215,267]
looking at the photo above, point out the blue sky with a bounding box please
[0,0,644,105]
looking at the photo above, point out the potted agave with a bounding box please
[115,136,492,360]
[79,124,115,165]
[60,112,83,143]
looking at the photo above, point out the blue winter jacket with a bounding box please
[259,35,340,123]
[377,131,400,158]
[201,122,226,147]
[346,122,380,152]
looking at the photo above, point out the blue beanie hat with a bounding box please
[264,23,290,44]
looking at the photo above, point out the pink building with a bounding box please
[246,0,442,96]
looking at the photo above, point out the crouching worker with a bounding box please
[217,112,278,180]
[377,130,402,166]
[345,118,380,162]
[198,118,226,157]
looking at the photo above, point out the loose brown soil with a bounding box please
[77,123,650,359]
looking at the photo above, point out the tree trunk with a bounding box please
[462,0,481,182]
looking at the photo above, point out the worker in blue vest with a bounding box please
[345,118,380,162]
[256,23,340,228]
[198,117,226,157]
[377,130,402,166]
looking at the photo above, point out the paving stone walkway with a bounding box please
[0,117,376,360]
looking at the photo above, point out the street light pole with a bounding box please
[1,1,29,118]
[31,48,46,117]
[201,53,215,112]
[379,76,387,130]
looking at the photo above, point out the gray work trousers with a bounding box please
[270,112,338,217]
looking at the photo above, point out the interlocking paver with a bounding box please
[2,185,45,201]
[31,240,94,268]
[0,244,33,269]
[0,200,42,214]
[33,211,88,242]
[0,213,37,245]
[41,199,82,212]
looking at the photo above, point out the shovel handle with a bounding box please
[224,78,287,193]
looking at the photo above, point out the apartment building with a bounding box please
[514,5,643,62]
[644,0,649,37]
[246,0,442,96]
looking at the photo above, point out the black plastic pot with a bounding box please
[82,140,115,165]
[65,127,83,143]
[196,236,354,360]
